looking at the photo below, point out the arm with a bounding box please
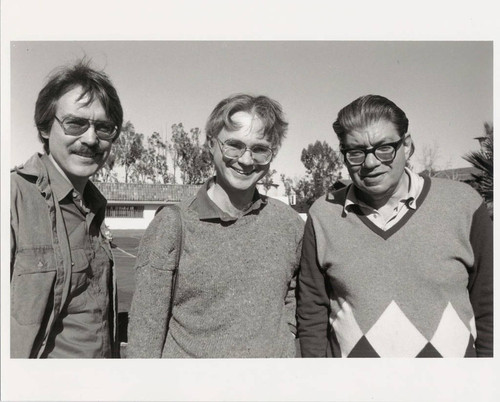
[127,207,181,358]
[297,216,331,357]
[468,203,493,357]
[284,216,305,336]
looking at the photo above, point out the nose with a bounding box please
[362,151,380,169]
[237,148,254,165]
[79,124,99,146]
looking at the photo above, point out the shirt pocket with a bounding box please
[65,249,93,313]
[11,249,57,325]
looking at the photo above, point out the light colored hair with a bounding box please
[205,93,288,151]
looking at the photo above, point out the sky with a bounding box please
[1,1,499,401]
[9,40,492,181]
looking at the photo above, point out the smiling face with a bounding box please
[41,86,113,192]
[341,119,412,207]
[210,111,272,197]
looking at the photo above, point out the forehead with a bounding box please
[55,86,105,114]
[342,119,400,146]
[220,111,269,143]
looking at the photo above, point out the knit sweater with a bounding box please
[127,181,304,358]
[297,176,493,357]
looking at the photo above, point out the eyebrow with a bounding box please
[343,138,400,150]
[61,114,112,123]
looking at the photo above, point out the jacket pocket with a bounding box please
[11,249,57,325]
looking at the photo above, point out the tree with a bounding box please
[292,176,316,210]
[143,132,171,184]
[92,151,118,183]
[280,173,294,197]
[463,122,493,214]
[300,140,343,201]
[418,141,441,177]
[171,123,212,184]
[260,169,277,195]
[113,121,145,183]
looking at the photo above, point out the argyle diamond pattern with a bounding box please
[365,300,428,357]
[430,302,472,357]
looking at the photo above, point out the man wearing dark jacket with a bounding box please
[10,60,123,358]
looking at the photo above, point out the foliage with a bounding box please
[418,141,441,177]
[463,123,493,213]
[113,121,145,183]
[299,140,343,204]
[260,169,277,195]
[92,151,118,183]
[171,123,212,184]
[280,173,294,197]
[292,176,316,211]
[138,132,171,184]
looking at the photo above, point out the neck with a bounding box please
[47,154,88,195]
[207,178,256,217]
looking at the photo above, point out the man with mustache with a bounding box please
[10,60,123,358]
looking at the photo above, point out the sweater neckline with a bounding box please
[354,175,431,240]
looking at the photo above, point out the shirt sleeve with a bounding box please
[297,215,331,357]
[127,207,181,358]
[468,202,493,357]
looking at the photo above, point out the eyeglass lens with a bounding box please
[222,140,272,164]
[61,117,117,139]
[345,140,402,165]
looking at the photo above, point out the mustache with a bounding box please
[70,145,105,157]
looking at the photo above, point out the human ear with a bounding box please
[404,134,414,159]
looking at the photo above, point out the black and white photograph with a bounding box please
[1,1,498,401]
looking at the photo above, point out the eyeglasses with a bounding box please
[215,137,274,165]
[54,115,118,141]
[340,136,406,166]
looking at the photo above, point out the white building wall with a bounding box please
[105,205,159,230]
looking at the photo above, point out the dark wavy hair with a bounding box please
[205,93,288,151]
[332,94,414,157]
[34,59,123,152]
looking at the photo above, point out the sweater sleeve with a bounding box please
[468,202,493,357]
[127,207,181,358]
[297,215,331,357]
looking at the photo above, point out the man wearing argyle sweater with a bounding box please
[297,95,493,357]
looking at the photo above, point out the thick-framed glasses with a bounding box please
[54,115,118,141]
[341,136,406,166]
[215,137,274,165]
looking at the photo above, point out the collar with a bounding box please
[343,167,424,215]
[190,177,267,222]
[41,154,74,202]
[40,154,107,212]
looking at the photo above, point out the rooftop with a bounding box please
[95,182,201,202]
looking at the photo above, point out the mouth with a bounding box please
[360,171,386,181]
[72,150,102,159]
[231,166,256,176]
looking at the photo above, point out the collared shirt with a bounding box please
[343,167,424,230]
[40,154,112,358]
[190,177,267,222]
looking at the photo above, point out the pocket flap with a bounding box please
[71,249,90,272]
[14,249,56,275]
